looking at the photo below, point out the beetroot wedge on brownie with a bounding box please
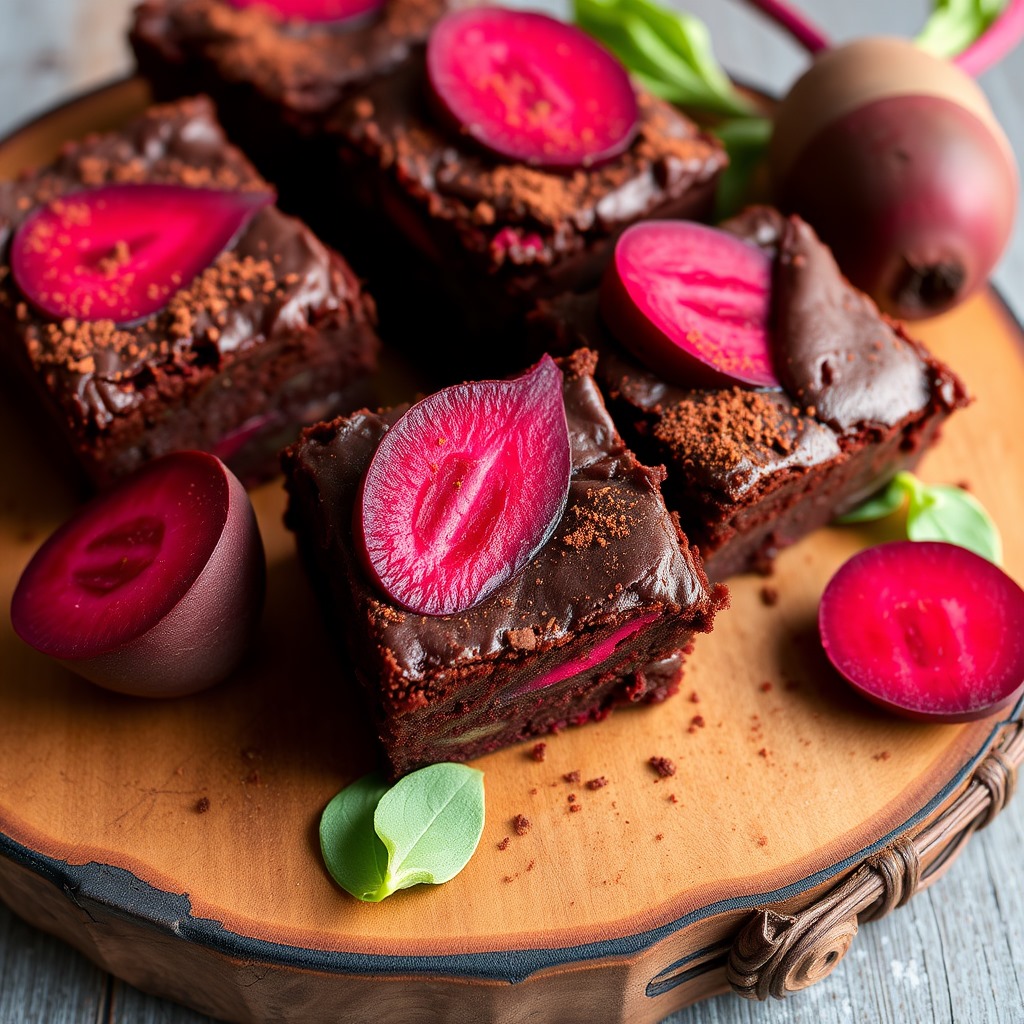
[282,349,727,779]
[531,208,969,578]
[0,96,379,488]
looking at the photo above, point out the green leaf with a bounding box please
[318,763,485,903]
[836,471,1002,564]
[834,476,908,524]
[375,763,485,897]
[573,0,756,118]
[915,0,1006,59]
[905,483,1003,564]
[320,773,391,902]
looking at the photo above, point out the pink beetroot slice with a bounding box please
[426,7,639,169]
[599,221,780,389]
[819,541,1024,722]
[226,0,384,22]
[356,354,571,616]
[11,451,265,697]
[11,183,273,324]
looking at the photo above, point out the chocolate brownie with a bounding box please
[531,208,970,578]
[129,0,460,216]
[0,96,380,488]
[326,51,726,370]
[282,349,727,778]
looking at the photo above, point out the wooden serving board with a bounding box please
[1,80,1022,1024]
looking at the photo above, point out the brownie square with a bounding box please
[0,96,380,488]
[530,208,970,578]
[327,53,726,368]
[282,349,726,778]
[129,0,459,214]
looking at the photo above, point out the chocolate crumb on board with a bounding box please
[759,681,773,693]
[586,776,609,790]
[497,836,511,851]
[649,755,676,778]
[688,691,700,703]
[195,796,210,814]
[569,804,582,813]
[759,585,780,607]
[530,742,547,762]
[512,814,532,836]
[874,750,892,761]
[688,715,706,733]
[562,769,581,783]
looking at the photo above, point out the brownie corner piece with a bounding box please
[530,207,969,578]
[282,348,727,778]
[0,95,380,488]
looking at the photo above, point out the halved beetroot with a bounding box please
[356,354,571,616]
[227,0,384,22]
[11,183,273,324]
[819,541,1024,722]
[599,220,780,389]
[11,452,265,697]
[426,7,639,170]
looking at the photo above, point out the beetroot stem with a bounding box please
[736,0,830,54]
[954,0,1024,76]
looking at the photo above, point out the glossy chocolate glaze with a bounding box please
[0,97,379,485]
[282,349,726,776]
[531,209,969,576]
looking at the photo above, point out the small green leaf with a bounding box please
[834,477,908,524]
[836,471,1002,564]
[320,773,391,902]
[573,0,756,118]
[906,483,1003,564]
[319,763,486,903]
[375,763,485,897]
[916,0,1006,60]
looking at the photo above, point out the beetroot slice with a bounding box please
[227,0,384,22]
[819,541,1024,722]
[357,354,571,616]
[11,451,265,697]
[11,183,274,324]
[426,7,639,170]
[599,221,780,389]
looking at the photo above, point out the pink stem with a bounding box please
[955,0,1024,76]
[739,0,831,54]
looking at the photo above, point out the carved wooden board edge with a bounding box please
[725,705,1024,1002]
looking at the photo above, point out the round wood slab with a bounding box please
[0,81,1021,1024]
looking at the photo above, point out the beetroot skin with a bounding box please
[819,541,1024,722]
[426,7,639,169]
[599,220,780,389]
[11,183,273,324]
[356,354,571,616]
[11,451,266,697]
[226,0,384,22]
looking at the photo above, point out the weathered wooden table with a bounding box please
[1,1,1022,1022]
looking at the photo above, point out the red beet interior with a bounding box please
[357,354,571,616]
[426,7,639,169]
[11,183,273,324]
[599,220,779,389]
[227,0,384,22]
[819,541,1024,722]
[11,452,231,660]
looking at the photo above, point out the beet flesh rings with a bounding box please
[283,350,726,779]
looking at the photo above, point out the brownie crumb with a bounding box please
[530,743,547,762]
[668,793,679,804]
[760,585,780,607]
[567,793,577,803]
[688,691,700,703]
[873,750,892,761]
[649,756,676,778]
[497,836,511,851]
[655,833,664,841]
[757,836,768,847]
[563,769,581,783]
[513,814,532,836]
[507,627,537,651]
[569,804,582,814]
[586,776,609,790]
[688,715,706,733]
[195,797,210,814]
[758,748,769,758]
[759,681,774,693]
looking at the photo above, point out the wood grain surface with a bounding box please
[1,1,1023,1023]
